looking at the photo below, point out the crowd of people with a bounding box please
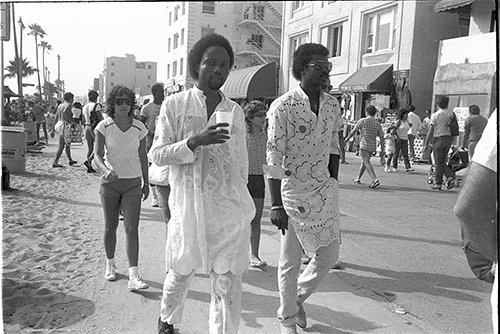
[7,32,494,334]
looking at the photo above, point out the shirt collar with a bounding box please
[295,85,328,106]
[192,85,226,102]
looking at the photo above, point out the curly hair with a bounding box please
[106,85,136,119]
[292,43,329,81]
[243,100,267,133]
[188,33,234,80]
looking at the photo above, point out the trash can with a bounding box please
[1,126,27,172]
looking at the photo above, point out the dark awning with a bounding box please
[221,62,277,99]
[433,62,496,95]
[339,64,393,93]
[2,86,21,98]
[434,0,475,12]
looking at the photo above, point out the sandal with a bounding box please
[69,160,78,166]
[369,179,380,189]
[353,179,361,184]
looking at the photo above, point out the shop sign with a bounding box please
[342,84,368,91]
[453,107,469,132]
[1,3,10,41]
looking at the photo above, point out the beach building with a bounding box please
[164,1,283,104]
[101,54,158,100]
[280,0,466,121]
[432,0,496,121]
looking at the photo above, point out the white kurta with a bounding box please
[149,86,255,276]
[264,86,341,254]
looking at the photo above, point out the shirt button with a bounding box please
[285,170,292,176]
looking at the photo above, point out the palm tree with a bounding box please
[28,23,46,100]
[39,40,52,82]
[4,57,37,79]
[39,40,52,100]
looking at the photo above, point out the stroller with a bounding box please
[427,145,469,187]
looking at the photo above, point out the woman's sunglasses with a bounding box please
[115,98,133,106]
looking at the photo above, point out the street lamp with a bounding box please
[18,16,24,98]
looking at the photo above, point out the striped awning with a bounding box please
[221,62,277,99]
[434,0,475,12]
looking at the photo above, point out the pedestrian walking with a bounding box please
[407,105,422,161]
[149,33,255,334]
[265,43,341,334]
[139,83,165,208]
[32,100,48,145]
[244,100,268,269]
[93,85,150,291]
[424,95,456,190]
[462,104,488,161]
[344,105,385,189]
[393,108,415,172]
[82,90,104,173]
[384,126,398,172]
[51,92,77,168]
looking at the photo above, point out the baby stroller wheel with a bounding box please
[427,178,434,184]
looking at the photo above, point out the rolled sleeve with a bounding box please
[330,104,341,155]
[265,101,287,179]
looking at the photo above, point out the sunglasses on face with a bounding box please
[115,98,133,106]
[307,61,333,72]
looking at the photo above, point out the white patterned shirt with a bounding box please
[149,86,255,275]
[265,86,341,253]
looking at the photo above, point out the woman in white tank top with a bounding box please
[393,108,415,172]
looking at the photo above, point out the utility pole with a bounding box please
[57,54,61,100]
[18,16,24,99]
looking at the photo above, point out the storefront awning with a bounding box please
[339,64,393,93]
[2,86,21,98]
[433,62,496,95]
[434,0,475,12]
[221,62,277,99]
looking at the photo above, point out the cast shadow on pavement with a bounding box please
[241,290,381,333]
[316,263,489,303]
[341,228,462,247]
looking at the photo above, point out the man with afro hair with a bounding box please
[150,33,255,334]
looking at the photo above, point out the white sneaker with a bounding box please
[105,264,117,281]
[391,167,397,172]
[128,276,149,290]
[384,166,390,173]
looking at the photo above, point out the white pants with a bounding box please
[277,224,339,326]
[160,270,242,334]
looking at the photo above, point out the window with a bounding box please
[292,1,307,11]
[169,12,172,25]
[173,33,179,49]
[182,2,185,15]
[320,23,343,57]
[135,62,146,69]
[173,61,178,77]
[110,82,114,87]
[202,2,215,14]
[290,33,309,65]
[110,72,114,77]
[181,29,185,45]
[364,7,396,54]
[111,62,115,66]
[174,5,179,21]
[168,38,171,52]
[180,58,184,75]
[167,64,170,79]
[253,5,264,20]
[148,65,152,69]
[148,75,151,79]
[201,27,215,38]
[250,34,263,48]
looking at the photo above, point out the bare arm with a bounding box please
[453,162,497,262]
[138,137,150,200]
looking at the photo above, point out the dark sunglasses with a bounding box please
[115,98,133,106]
[307,61,333,72]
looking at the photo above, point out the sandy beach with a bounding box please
[2,139,107,332]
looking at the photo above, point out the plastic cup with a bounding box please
[215,110,233,132]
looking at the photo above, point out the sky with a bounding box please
[3,1,169,98]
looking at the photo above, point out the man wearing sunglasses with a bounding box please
[149,33,255,334]
[265,43,342,334]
